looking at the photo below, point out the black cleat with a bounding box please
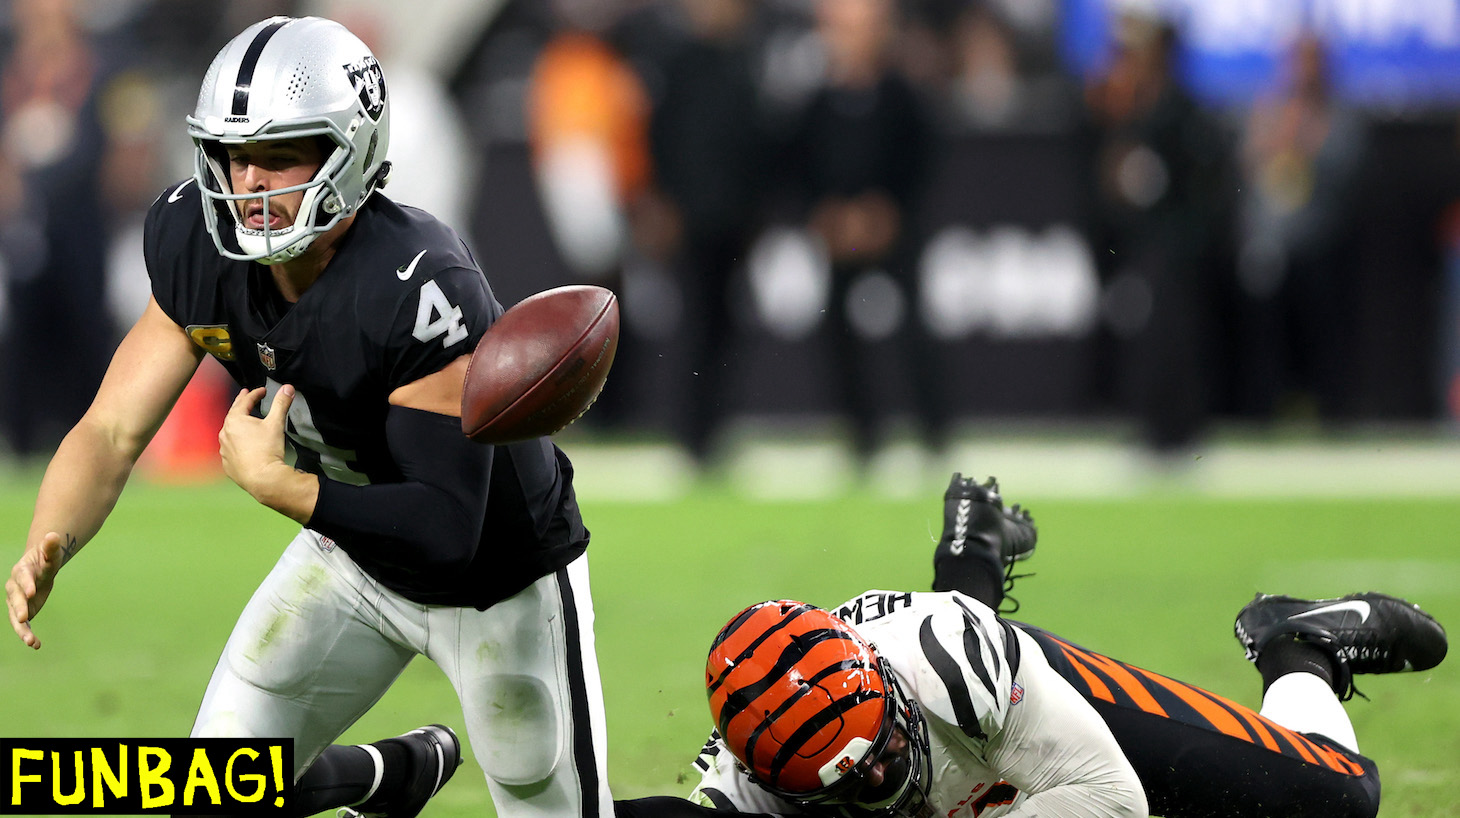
[343,724,464,818]
[932,473,1037,612]
[1235,592,1448,700]
[934,473,1036,567]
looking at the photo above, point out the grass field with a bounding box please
[1,451,1458,817]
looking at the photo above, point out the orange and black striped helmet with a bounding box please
[705,600,933,818]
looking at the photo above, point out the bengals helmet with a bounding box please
[187,16,391,263]
[705,601,933,818]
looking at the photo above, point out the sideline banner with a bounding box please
[1060,0,1460,107]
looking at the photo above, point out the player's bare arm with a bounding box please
[388,354,471,416]
[7,297,203,649]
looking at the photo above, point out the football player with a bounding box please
[616,474,1447,818]
[5,16,612,818]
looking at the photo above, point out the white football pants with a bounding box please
[191,528,613,818]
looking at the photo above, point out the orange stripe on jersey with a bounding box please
[1129,666,1364,776]
[1180,684,1363,775]
[1031,627,1367,778]
[1230,705,1283,753]
[1059,645,1115,702]
[1075,649,1170,717]
[1130,667,1252,741]
[1054,639,1167,716]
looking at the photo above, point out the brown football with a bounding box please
[461,285,619,444]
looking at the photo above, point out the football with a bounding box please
[461,285,619,444]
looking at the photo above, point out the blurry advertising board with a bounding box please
[1061,0,1460,108]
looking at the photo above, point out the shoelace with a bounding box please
[998,561,1033,615]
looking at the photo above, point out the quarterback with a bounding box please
[7,16,612,818]
[617,475,1446,818]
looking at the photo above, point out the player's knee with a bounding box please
[472,674,564,785]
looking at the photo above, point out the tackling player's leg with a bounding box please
[299,725,463,818]
[929,472,1036,612]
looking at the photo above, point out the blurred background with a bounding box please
[7,0,1460,494]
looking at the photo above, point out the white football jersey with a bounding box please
[691,590,1145,818]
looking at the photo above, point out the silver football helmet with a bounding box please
[187,16,391,263]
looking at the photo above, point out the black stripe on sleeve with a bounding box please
[232,19,290,116]
[952,598,1001,698]
[700,789,737,811]
[999,619,1022,680]
[919,615,987,740]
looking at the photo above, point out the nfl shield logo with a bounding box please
[257,342,276,370]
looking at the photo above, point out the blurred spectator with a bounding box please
[1079,10,1235,453]
[786,0,940,460]
[943,2,1071,134]
[628,0,770,461]
[526,0,652,430]
[1235,33,1368,421]
[0,0,119,456]
[527,1,650,280]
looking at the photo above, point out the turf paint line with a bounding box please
[566,438,1460,502]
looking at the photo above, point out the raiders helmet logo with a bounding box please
[343,56,387,122]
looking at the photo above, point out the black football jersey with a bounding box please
[144,178,588,608]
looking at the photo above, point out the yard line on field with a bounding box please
[566,437,1460,502]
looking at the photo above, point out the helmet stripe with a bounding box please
[232,19,291,116]
[766,687,884,787]
[707,602,818,694]
[738,656,868,773]
[713,629,858,733]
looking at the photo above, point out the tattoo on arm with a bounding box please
[60,533,80,565]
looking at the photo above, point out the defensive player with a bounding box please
[616,474,1447,818]
[5,17,612,818]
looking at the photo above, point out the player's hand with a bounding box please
[7,531,65,649]
[219,385,295,503]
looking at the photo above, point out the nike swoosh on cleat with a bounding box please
[167,179,194,203]
[1291,600,1371,623]
[397,249,428,281]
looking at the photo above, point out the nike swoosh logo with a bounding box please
[167,179,194,203]
[1291,600,1371,623]
[397,249,427,281]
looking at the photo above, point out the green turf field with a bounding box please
[1,466,1457,817]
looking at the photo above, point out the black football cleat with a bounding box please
[932,473,1037,611]
[934,472,1037,567]
[342,724,463,818]
[1235,592,1448,700]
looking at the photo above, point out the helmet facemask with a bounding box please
[193,124,356,264]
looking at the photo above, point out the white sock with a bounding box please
[1259,671,1359,754]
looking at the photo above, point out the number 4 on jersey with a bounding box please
[413,279,468,347]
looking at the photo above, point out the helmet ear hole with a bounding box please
[372,160,392,191]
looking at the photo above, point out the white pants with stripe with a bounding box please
[191,528,613,818]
